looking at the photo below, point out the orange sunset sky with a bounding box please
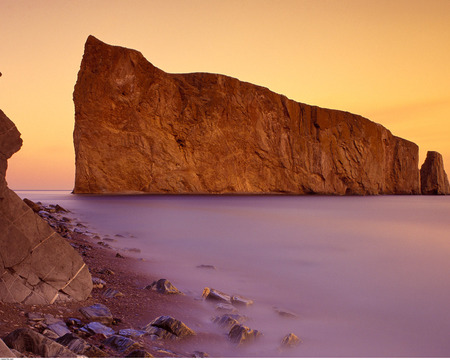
[1,0,450,190]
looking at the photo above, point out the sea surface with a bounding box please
[17,191,450,357]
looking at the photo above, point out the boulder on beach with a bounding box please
[280,333,302,347]
[215,303,238,313]
[145,278,183,295]
[103,335,141,353]
[119,328,147,339]
[0,109,92,305]
[212,314,247,330]
[3,328,78,358]
[231,294,254,306]
[149,315,196,338]
[81,321,116,336]
[228,324,262,345]
[56,333,109,357]
[202,287,231,303]
[79,303,114,325]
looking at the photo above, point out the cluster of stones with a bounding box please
[0,301,201,358]
[202,287,301,348]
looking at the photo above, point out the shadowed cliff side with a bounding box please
[73,35,420,195]
[0,109,92,304]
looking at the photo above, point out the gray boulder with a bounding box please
[79,303,113,324]
[81,321,115,336]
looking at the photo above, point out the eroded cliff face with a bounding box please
[0,109,92,304]
[73,36,420,195]
[420,151,450,195]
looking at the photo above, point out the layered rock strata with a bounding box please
[420,151,450,195]
[0,109,92,304]
[73,36,420,195]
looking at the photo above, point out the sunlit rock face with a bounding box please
[73,35,420,195]
[420,151,450,195]
[0,109,92,304]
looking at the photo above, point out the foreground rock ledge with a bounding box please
[0,109,92,304]
[73,35,420,195]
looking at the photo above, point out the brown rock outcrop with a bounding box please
[0,109,92,304]
[73,36,420,195]
[420,151,450,195]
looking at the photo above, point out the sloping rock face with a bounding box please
[420,151,450,195]
[0,109,92,304]
[73,36,420,195]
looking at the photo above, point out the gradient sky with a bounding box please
[1,0,449,190]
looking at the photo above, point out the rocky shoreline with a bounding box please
[1,199,301,357]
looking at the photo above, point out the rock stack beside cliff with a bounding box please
[0,109,92,304]
[73,36,422,195]
[420,151,450,195]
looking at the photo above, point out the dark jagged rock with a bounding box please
[228,324,262,345]
[73,36,420,195]
[212,314,247,330]
[420,151,450,195]
[23,198,42,212]
[149,315,196,338]
[56,333,109,357]
[3,328,77,358]
[103,335,141,353]
[0,109,92,304]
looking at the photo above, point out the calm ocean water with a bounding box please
[17,191,450,357]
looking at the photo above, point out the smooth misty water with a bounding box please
[17,191,450,357]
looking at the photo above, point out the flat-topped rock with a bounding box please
[73,36,420,195]
[79,303,114,325]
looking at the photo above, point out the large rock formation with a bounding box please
[420,151,450,195]
[0,109,92,304]
[73,36,420,195]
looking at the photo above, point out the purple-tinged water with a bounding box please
[17,191,450,357]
